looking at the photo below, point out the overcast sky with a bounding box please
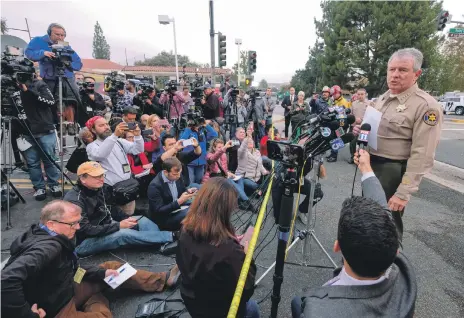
[2,0,463,83]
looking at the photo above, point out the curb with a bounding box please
[450,119,464,123]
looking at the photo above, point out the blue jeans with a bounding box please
[236,178,259,198]
[228,179,249,201]
[75,216,173,257]
[23,132,59,190]
[188,165,205,184]
[291,296,302,318]
[162,207,189,231]
[245,300,260,318]
[330,149,338,158]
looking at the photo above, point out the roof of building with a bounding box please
[81,59,124,70]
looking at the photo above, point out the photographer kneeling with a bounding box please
[177,177,260,318]
[18,75,63,200]
[291,149,416,318]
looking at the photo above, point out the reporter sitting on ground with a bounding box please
[152,134,201,181]
[177,177,260,318]
[203,138,250,203]
[1,200,180,318]
[291,149,416,318]
[180,119,218,184]
[148,158,199,231]
[235,128,269,196]
[64,161,176,257]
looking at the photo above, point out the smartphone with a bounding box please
[240,226,255,247]
[142,129,153,136]
[231,140,240,147]
[133,215,144,222]
[158,119,169,127]
[187,188,198,194]
[127,122,137,130]
[182,139,194,147]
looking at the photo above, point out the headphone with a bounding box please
[47,23,66,37]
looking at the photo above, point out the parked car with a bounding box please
[439,96,464,116]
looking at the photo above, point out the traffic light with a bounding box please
[218,32,227,67]
[248,50,257,74]
[436,10,450,31]
[245,77,253,87]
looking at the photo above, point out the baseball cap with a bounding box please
[203,83,212,89]
[322,86,330,93]
[77,161,106,177]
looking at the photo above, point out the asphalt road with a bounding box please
[1,106,463,317]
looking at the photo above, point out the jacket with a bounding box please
[281,94,297,115]
[250,97,266,122]
[25,35,82,80]
[202,92,220,120]
[202,149,229,183]
[263,94,276,117]
[80,91,106,115]
[312,97,330,115]
[64,182,120,245]
[177,231,256,318]
[290,101,310,124]
[1,224,106,318]
[180,125,218,166]
[127,152,151,175]
[147,172,186,226]
[297,175,417,318]
[333,96,351,109]
[160,91,185,119]
[227,138,242,172]
[236,137,267,182]
[20,79,56,135]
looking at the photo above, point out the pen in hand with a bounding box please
[108,267,126,282]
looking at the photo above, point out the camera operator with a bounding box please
[111,85,130,117]
[25,23,83,128]
[247,89,266,146]
[17,75,63,200]
[182,86,194,112]
[201,83,220,120]
[133,86,163,118]
[159,83,185,122]
[80,76,106,116]
[263,87,276,126]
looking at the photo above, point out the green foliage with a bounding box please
[258,79,268,89]
[92,21,111,60]
[136,50,200,67]
[297,0,443,97]
[232,50,249,76]
[1,18,8,34]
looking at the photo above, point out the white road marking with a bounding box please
[424,160,464,194]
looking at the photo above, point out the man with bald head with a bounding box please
[353,48,442,240]
[1,200,180,318]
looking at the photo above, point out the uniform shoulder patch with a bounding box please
[423,109,439,126]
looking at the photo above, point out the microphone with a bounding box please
[357,123,371,150]
[345,108,352,115]
[346,114,356,126]
[341,132,355,144]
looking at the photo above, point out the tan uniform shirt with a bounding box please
[351,100,369,122]
[370,83,442,201]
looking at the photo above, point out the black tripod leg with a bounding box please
[1,171,26,203]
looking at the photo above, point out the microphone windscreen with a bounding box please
[341,132,355,144]
[360,123,371,131]
[346,114,356,125]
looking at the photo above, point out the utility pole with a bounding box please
[209,0,215,85]
[125,48,128,66]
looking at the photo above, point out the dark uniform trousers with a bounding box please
[370,155,407,241]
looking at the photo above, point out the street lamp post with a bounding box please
[158,15,179,83]
[235,38,242,87]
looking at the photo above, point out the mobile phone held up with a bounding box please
[142,129,153,137]
[182,138,194,147]
[127,122,137,130]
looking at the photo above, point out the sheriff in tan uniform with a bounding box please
[355,48,442,240]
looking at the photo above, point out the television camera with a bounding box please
[104,71,126,93]
[50,41,75,70]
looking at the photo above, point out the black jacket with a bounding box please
[311,97,330,115]
[64,183,120,245]
[80,91,106,115]
[1,224,106,318]
[147,172,186,226]
[20,79,56,135]
[202,92,220,120]
[227,138,241,172]
[281,94,296,115]
[133,95,164,117]
[177,231,256,318]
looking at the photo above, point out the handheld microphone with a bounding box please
[345,108,352,115]
[357,123,371,150]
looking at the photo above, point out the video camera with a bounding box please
[267,107,356,167]
[137,83,155,100]
[50,41,74,70]
[164,80,178,94]
[104,71,125,93]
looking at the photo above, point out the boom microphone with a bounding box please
[357,123,371,149]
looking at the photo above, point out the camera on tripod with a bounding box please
[50,41,74,69]
[137,83,155,100]
[104,71,126,93]
[164,80,178,94]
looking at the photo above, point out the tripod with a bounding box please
[224,94,238,140]
[1,117,27,229]
[255,156,337,318]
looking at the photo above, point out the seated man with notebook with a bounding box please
[1,200,180,318]
[148,157,199,231]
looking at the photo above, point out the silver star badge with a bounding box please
[396,104,406,112]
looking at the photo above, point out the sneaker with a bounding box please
[299,213,308,225]
[326,156,337,162]
[33,189,47,201]
[50,185,63,198]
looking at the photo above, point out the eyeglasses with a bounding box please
[51,218,82,228]
[89,174,105,179]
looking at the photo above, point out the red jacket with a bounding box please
[202,149,229,183]
[260,136,281,157]
[127,153,151,175]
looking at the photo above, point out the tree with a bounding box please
[1,18,8,34]
[136,51,201,67]
[92,21,111,59]
[258,79,268,89]
[232,50,249,76]
[307,0,442,96]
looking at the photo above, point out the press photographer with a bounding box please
[201,83,220,120]
[1,48,62,200]
[133,84,163,117]
[79,76,106,116]
[160,80,185,120]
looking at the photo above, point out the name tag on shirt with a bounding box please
[74,267,86,284]
[122,164,131,174]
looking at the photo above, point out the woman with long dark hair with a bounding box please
[177,177,259,318]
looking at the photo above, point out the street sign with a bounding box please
[448,28,464,37]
